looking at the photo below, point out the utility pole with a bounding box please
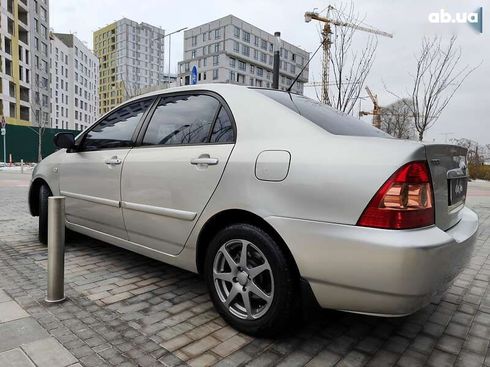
[272,32,281,89]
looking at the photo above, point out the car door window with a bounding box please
[142,94,220,146]
[81,98,154,151]
[210,107,234,143]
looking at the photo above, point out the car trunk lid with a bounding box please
[424,144,468,231]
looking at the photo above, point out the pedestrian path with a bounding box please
[0,289,80,367]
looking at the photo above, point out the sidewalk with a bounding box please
[0,289,79,367]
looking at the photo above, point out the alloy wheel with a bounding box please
[213,239,274,320]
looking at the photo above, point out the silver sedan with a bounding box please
[29,84,478,336]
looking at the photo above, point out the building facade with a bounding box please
[0,0,49,126]
[49,33,99,131]
[29,0,50,128]
[93,18,166,115]
[177,15,309,95]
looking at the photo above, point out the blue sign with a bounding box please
[191,66,198,85]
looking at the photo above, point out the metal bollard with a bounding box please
[45,196,66,303]
[20,159,24,174]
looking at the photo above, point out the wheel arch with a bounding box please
[195,209,300,279]
[29,178,51,216]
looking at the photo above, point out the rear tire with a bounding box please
[204,223,298,337]
[38,184,51,245]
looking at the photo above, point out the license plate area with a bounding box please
[448,177,467,207]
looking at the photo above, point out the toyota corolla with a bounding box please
[29,84,478,336]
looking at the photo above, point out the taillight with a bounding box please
[357,161,434,229]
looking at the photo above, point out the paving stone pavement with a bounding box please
[0,171,490,366]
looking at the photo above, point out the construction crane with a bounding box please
[305,6,393,106]
[359,86,382,129]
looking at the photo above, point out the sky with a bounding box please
[50,0,489,145]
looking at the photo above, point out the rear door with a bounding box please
[424,144,469,230]
[121,92,235,255]
[60,98,154,239]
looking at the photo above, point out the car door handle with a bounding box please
[105,156,122,165]
[190,156,219,166]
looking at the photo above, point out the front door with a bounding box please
[121,93,235,255]
[60,98,154,239]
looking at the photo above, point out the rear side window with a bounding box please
[81,98,153,151]
[143,94,220,145]
[210,107,234,143]
[255,89,390,138]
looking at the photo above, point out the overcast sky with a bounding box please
[51,0,488,145]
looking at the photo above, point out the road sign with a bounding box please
[0,128,5,136]
[191,66,198,85]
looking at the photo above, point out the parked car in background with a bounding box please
[29,84,478,336]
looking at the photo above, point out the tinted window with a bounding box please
[143,94,220,145]
[210,107,234,143]
[81,98,153,151]
[255,89,390,138]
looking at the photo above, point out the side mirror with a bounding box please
[53,132,75,150]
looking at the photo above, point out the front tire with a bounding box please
[204,224,298,336]
[38,184,51,244]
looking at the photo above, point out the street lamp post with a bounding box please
[154,27,187,87]
[272,32,281,89]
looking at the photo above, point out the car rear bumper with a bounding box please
[266,206,478,316]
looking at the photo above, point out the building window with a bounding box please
[191,49,196,58]
[250,65,255,74]
[253,49,259,60]
[202,32,206,42]
[242,45,250,57]
[229,58,236,68]
[234,26,240,38]
[213,55,218,65]
[260,52,267,63]
[233,41,239,52]
[257,67,264,77]
[238,60,246,71]
[215,28,220,39]
[261,39,267,50]
[213,69,219,80]
[242,31,250,43]
[230,71,236,82]
[191,36,197,46]
[214,43,220,53]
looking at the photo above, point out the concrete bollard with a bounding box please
[20,159,24,174]
[45,196,66,303]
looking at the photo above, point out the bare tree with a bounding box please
[380,99,416,139]
[389,36,479,141]
[28,78,49,162]
[324,3,378,114]
[451,138,487,165]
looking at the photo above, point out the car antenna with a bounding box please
[286,39,325,93]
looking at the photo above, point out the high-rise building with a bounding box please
[93,18,166,115]
[29,0,50,127]
[49,33,99,131]
[0,0,50,126]
[177,15,309,95]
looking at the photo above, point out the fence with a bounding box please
[0,125,77,163]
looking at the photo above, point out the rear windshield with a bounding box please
[255,89,390,138]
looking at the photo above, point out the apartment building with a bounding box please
[1,0,33,125]
[177,15,309,94]
[29,0,50,127]
[93,18,166,115]
[50,33,99,131]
